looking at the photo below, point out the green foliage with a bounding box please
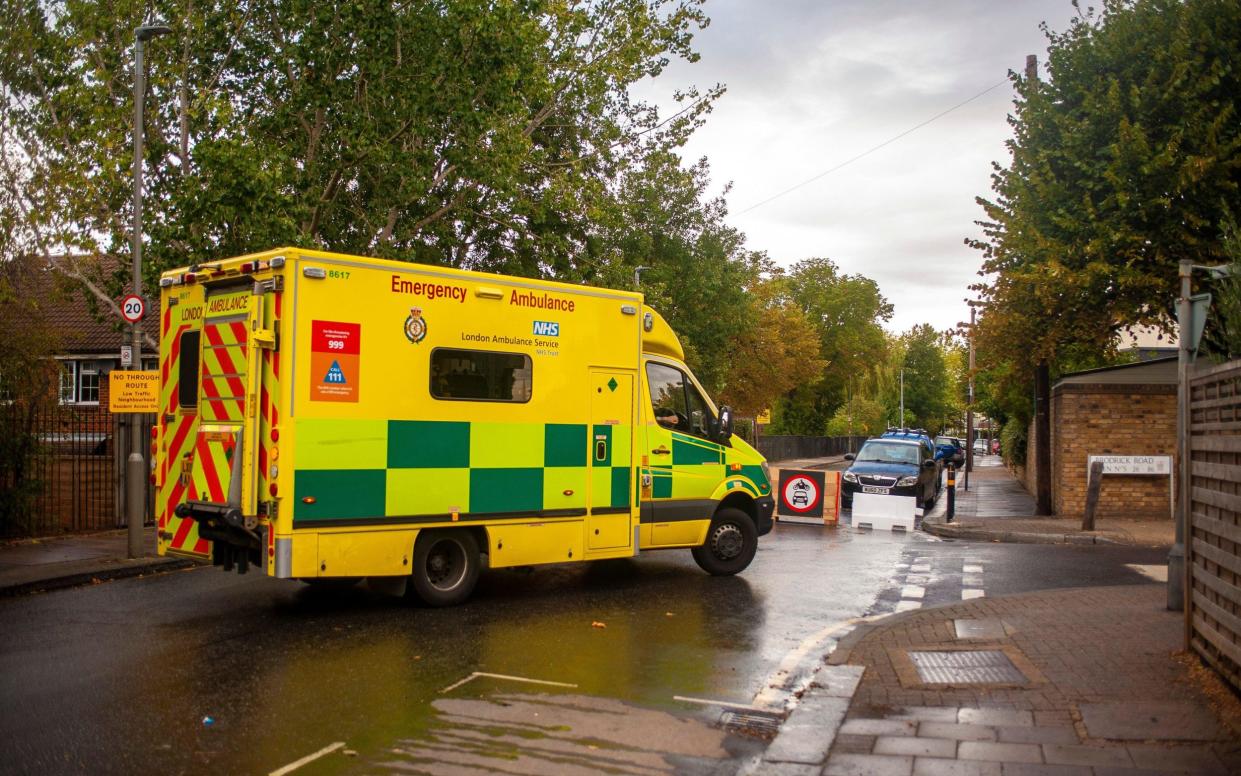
[971,0,1241,385]
[1001,419,1028,467]
[899,324,950,433]
[1,0,720,279]
[0,257,63,536]
[1208,216,1241,360]
[825,394,887,438]
[768,258,893,434]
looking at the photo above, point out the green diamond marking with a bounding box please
[607,378,618,392]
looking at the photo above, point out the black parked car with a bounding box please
[842,437,940,510]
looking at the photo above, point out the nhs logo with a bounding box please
[532,320,560,337]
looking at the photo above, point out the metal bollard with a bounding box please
[946,464,955,522]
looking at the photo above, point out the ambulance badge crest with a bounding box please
[404,307,427,344]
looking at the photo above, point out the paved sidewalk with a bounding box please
[923,458,1174,547]
[0,529,194,596]
[754,585,1241,775]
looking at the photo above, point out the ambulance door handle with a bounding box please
[652,446,670,455]
[595,441,607,461]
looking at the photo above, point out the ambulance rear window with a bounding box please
[430,348,532,402]
[178,330,201,409]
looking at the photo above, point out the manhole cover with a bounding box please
[908,650,1028,684]
[720,710,783,740]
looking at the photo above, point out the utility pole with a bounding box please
[1024,52,1053,516]
[966,306,975,488]
[129,22,173,558]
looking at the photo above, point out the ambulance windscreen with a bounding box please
[430,348,532,402]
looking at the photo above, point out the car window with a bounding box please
[856,441,919,465]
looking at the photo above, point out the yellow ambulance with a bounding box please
[154,247,774,604]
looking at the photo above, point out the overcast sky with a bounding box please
[638,0,1082,335]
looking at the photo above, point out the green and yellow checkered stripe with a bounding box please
[641,433,769,500]
[292,419,632,524]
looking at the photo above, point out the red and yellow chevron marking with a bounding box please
[190,429,237,506]
[157,295,209,558]
[200,319,249,423]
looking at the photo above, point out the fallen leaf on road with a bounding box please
[591,621,607,629]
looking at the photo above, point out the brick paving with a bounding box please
[808,584,1241,775]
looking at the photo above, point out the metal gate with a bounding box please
[0,405,154,537]
[1188,359,1241,690]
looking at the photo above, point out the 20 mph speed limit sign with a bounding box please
[120,294,146,324]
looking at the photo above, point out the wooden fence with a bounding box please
[1188,359,1241,689]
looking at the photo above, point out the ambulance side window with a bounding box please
[430,348,532,402]
[646,362,716,439]
[177,331,201,409]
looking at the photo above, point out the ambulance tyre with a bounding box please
[692,508,757,576]
[410,530,480,607]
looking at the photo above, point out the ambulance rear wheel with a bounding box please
[692,508,757,576]
[410,530,480,606]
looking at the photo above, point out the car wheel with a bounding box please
[691,508,758,576]
[409,530,481,607]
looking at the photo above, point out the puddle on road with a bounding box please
[350,692,750,775]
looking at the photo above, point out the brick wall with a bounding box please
[1051,383,1175,519]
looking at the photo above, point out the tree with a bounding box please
[769,258,893,434]
[716,258,824,414]
[825,394,886,438]
[970,0,1241,378]
[898,324,950,433]
[0,0,721,286]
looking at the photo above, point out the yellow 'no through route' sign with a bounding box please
[109,371,160,413]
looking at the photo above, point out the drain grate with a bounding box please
[720,710,783,740]
[907,650,1028,685]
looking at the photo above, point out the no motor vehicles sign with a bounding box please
[778,469,826,519]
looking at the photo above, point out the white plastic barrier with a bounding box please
[852,493,916,531]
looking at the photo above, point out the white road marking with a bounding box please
[440,672,578,694]
[672,696,782,713]
[910,564,931,573]
[962,575,984,587]
[895,600,923,612]
[1125,564,1168,582]
[269,742,345,776]
[962,589,985,600]
[751,615,883,710]
[900,585,925,599]
[963,564,983,574]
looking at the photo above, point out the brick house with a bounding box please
[1049,358,1177,519]
[1,258,160,534]
[15,259,161,415]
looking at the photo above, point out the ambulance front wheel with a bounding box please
[409,530,481,606]
[692,508,758,576]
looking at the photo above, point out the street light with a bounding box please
[127,21,173,559]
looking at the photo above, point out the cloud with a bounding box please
[635,0,1082,332]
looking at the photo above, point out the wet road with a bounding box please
[0,524,1167,775]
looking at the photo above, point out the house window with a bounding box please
[59,362,77,404]
[59,360,103,405]
[78,362,100,404]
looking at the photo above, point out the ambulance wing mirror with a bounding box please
[715,406,734,442]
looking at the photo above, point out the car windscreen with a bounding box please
[935,437,959,446]
[855,441,920,465]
